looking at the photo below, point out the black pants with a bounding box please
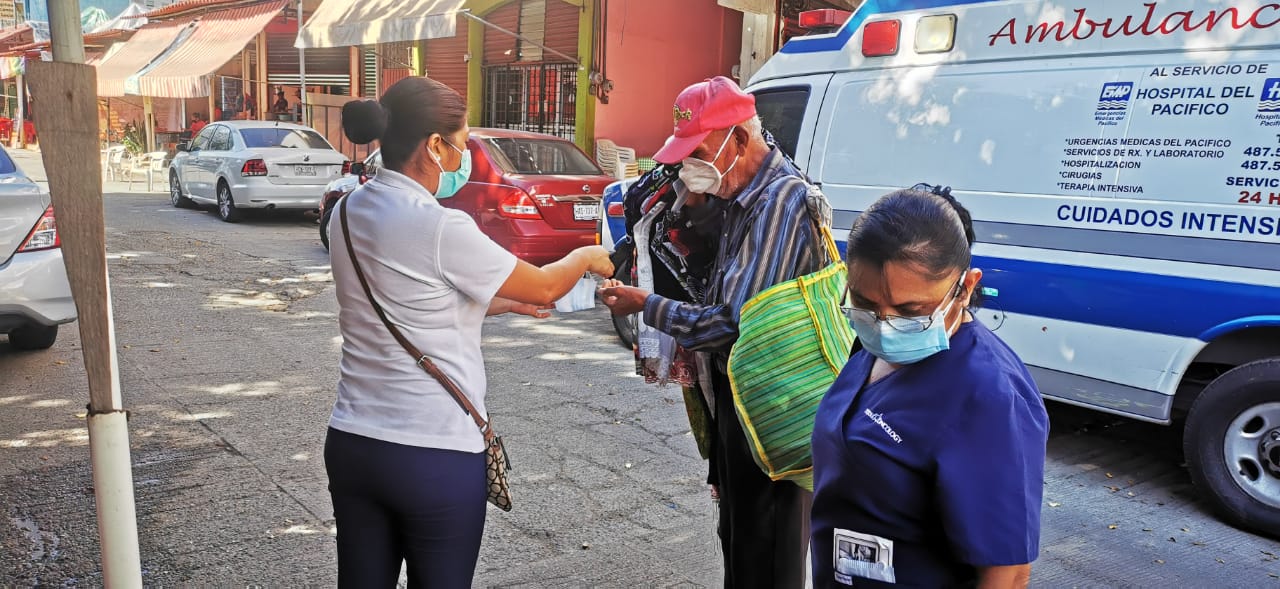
[711,370,812,589]
[324,427,487,588]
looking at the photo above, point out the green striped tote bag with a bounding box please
[727,225,855,490]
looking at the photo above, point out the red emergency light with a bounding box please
[798,9,851,32]
[862,19,901,57]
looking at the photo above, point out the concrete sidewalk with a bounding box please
[0,145,722,586]
[8,146,169,195]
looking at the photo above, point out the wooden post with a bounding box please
[349,46,360,98]
[241,49,251,118]
[297,0,307,123]
[739,12,776,87]
[14,72,24,148]
[257,32,269,118]
[142,95,154,152]
[35,0,144,585]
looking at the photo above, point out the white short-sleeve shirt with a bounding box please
[328,169,518,452]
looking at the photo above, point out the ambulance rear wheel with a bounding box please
[1184,357,1280,537]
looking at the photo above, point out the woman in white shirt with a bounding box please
[325,76,613,587]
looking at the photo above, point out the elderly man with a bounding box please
[601,76,831,588]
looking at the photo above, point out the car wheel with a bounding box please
[609,248,636,349]
[8,323,58,350]
[217,182,243,223]
[170,172,194,208]
[1184,357,1280,537]
[319,205,335,251]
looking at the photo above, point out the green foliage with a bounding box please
[122,122,143,155]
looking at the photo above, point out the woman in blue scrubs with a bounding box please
[810,185,1049,588]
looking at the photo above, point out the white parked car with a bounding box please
[0,145,74,350]
[168,121,347,222]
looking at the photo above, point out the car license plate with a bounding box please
[295,165,317,176]
[573,203,599,221]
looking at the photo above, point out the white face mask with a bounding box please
[679,127,740,197]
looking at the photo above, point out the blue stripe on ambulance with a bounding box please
[972,256,1280,340]
[780,0,1004,54]
[830,240,1280,341]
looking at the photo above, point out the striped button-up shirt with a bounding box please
[643,147,832,361]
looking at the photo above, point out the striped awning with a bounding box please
[133,0,287,99]
[95,19,193,97]
[295,0,464,49]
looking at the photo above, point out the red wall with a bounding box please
[595,0,743,158]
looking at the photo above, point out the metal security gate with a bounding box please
[483,63,577,140]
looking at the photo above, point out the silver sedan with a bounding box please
[0,146,74,350]
[168,121,347,222]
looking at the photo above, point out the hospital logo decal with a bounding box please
[1258,78,1280,112]
[1095,82,1133,127]
[1097,82,1133,111]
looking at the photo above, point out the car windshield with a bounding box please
[240,128,332,150]
[483,138,603,175]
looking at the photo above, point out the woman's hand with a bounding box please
[577,245,615,278]
[507,302,553,318]
[496,246,614,307]
[487,297,553,318]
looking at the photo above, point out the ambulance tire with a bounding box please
[1184,357,1280,538]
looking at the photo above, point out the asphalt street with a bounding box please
[1,148,1279,586]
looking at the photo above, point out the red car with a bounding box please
[320,128,615,265]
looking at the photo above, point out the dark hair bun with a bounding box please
[910,182,973,246]
[342,99,387,145]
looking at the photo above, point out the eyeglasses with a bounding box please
[841,277,964,333]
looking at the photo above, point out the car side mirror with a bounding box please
[349,162,365,176]
[177,142,190,152]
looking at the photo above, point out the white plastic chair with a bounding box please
[595,138,619,178]
[147,152,170,191]
[126,151,169,191]
[615,146,640,180]
[104,146,128,182]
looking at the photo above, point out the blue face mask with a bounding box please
[847,286,962,365]
[431,139,471,199]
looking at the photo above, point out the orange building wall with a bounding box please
[594,0,743,158]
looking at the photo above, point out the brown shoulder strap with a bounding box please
[339,198,491,435]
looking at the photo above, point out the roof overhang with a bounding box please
[295,0,465,49]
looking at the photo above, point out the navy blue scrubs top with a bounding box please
[810,321,1049,588]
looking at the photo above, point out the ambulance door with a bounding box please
[747,74,833,173]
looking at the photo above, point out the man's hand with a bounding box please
[599,281,650,316]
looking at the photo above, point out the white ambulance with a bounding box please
[747,0,1280,535]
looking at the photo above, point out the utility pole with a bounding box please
[32,0,144,586]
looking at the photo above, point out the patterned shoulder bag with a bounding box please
[339,198,513,511]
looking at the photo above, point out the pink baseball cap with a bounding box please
[653,76,757,165]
